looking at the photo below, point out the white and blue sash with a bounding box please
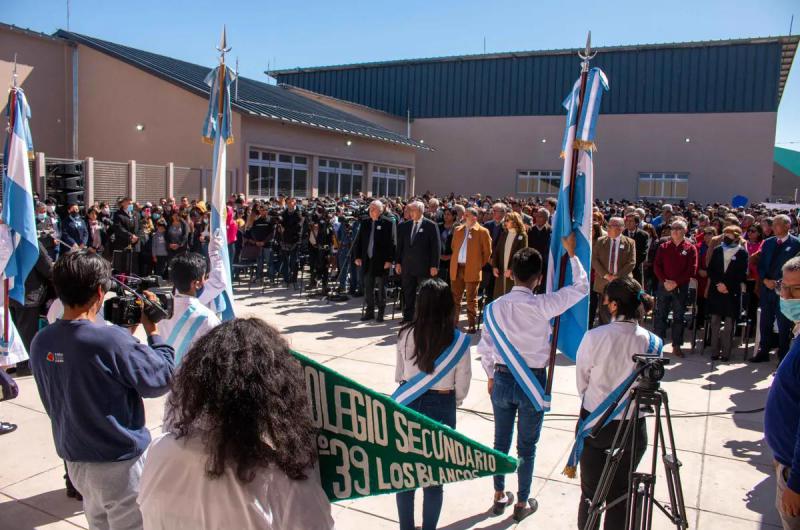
[166,303,210,365]
[391,329,470,406]
[483,301,551,412]
[565,328,663,472]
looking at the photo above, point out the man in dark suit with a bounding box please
[753,214,800,363]
[353,200,396,322]
[396,201,441,322]
[110,197,141,274]
[528,208,552,294]
[624,212,650,286]
[61,203,89,254]
[481,203,507,303]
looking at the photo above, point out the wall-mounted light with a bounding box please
[541,138,547,143]
[684,137,691,143]
[135,123,146,132]
[346,139,353,147]
[419,139,425,144]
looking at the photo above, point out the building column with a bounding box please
[200,168,208,202]
[409,167,416,197]
[166,162,175,199]
[128,160,137,202]
[365,162,374,198]
[308,156,319,198]
[35,152,46,197]
[84,157,94,206]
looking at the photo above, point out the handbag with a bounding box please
[0,370,19,402]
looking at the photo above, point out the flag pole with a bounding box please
[3,57,19,347]
[545,32,595,395]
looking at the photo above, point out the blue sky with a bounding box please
[5,0,799,148]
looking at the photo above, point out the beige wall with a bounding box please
[772,162,800,201]
[413,112,777,204]
[0,27,72,158]
[77,44,241,171]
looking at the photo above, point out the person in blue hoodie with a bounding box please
[30,250,174,530]
[765,255,800,529]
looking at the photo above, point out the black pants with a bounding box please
[364,271,386,313]
[401,273,429,321]
[9,301,40,351]
[578,414,647,530]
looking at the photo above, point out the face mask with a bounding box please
[70,211,80,218]
[127,204,134,214]
[36,213,46,221]
[780,297,800,322]
[46,205,55,214]
[152,213,161,221]
[722,236,737,247]
[102,208,110,216]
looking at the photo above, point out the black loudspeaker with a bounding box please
[47,163,85,212]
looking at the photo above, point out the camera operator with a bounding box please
[29,250,175,529]
[278,197,304,286]
[243,203,276,281]
[571,278,660,530]
[307,207,334,290]
[159,252,221,364]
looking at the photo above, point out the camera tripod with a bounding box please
[583,360,689,530]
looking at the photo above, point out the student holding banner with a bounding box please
[570,278,662,530]
[479,233,588,522]
[393,277,472,530]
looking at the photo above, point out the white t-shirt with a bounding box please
[138,433,334,530]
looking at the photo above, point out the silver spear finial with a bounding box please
[578,31,597,72]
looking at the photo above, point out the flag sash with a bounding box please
[483,302,551,412]
[391,329,470,406]
[565,329,664,470]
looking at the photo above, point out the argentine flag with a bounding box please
[199,60,236,321]
[2,87,38,306]
[546,68,608,362]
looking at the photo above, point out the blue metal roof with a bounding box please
[54,30,428,150]
[271,36,798,118]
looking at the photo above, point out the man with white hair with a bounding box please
[396,201,441,322]
[653,219,698,357]
[651,204,674,233]
[353,200,396,322]
[752,214,800,363]
[426,198,442,223]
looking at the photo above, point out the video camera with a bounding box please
[104,274,174,327]
[632,354,670,388]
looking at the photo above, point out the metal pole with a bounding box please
[545,33,594,395]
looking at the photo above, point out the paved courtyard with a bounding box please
[0,284,784,529]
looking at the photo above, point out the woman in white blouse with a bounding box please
[395,278,471,530]
[574,278,656,530]
[137,318,333,530]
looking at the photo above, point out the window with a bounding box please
[517,170,562,195]
[317,158,364,197]
[371,165,409,198]
[247,149,308,198]
[638,173,689,199]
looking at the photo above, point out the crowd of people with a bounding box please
[4,189,800,530]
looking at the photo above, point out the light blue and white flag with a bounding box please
[547,67,608,362]
[200,61,236,321]
[2,87,38,306]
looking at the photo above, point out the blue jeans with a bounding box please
[654,283,689,348]
[256,247,273,280]
[396,391,456,530]
[337,247,357,291]
[491,368,546,503]
[278,247,298,283]
[759,287,793,361]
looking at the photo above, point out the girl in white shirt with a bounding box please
[574,278,656,530]
[137,318,333,530]
[394,278,471,530]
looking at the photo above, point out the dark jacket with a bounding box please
[396,217,441,277]
[491,229,529,299]
[280,208,304,246]
[30,319,174,462]
[757,235,800,281]
[706,244,749,318]
[353,216,395,276]
[61,214,89,251]
[12,241,53,308]
[111,209,140,252]
[624,228,650,268]
[165,220,190,257]
[483,220,504,253]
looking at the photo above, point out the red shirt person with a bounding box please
[653,220,698,357]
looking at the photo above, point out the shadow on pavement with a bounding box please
[0,490,83,530]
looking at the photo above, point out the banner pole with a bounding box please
[545,34,593,396]
[3,278,8,345]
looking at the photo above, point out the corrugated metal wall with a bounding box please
[276,42,783,118]
[94,161,128,205]
[174,166,202,199]
[135,163,167,203]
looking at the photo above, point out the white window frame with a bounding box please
[371,165,408,198]
[247,149,308,198]
[318,158,364,197]
[516,170,562,195]
[637,172,690,200]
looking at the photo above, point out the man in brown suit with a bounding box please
[451,207,492,333]
[590,216,636,327]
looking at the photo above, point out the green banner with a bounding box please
[292,351,518,502]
